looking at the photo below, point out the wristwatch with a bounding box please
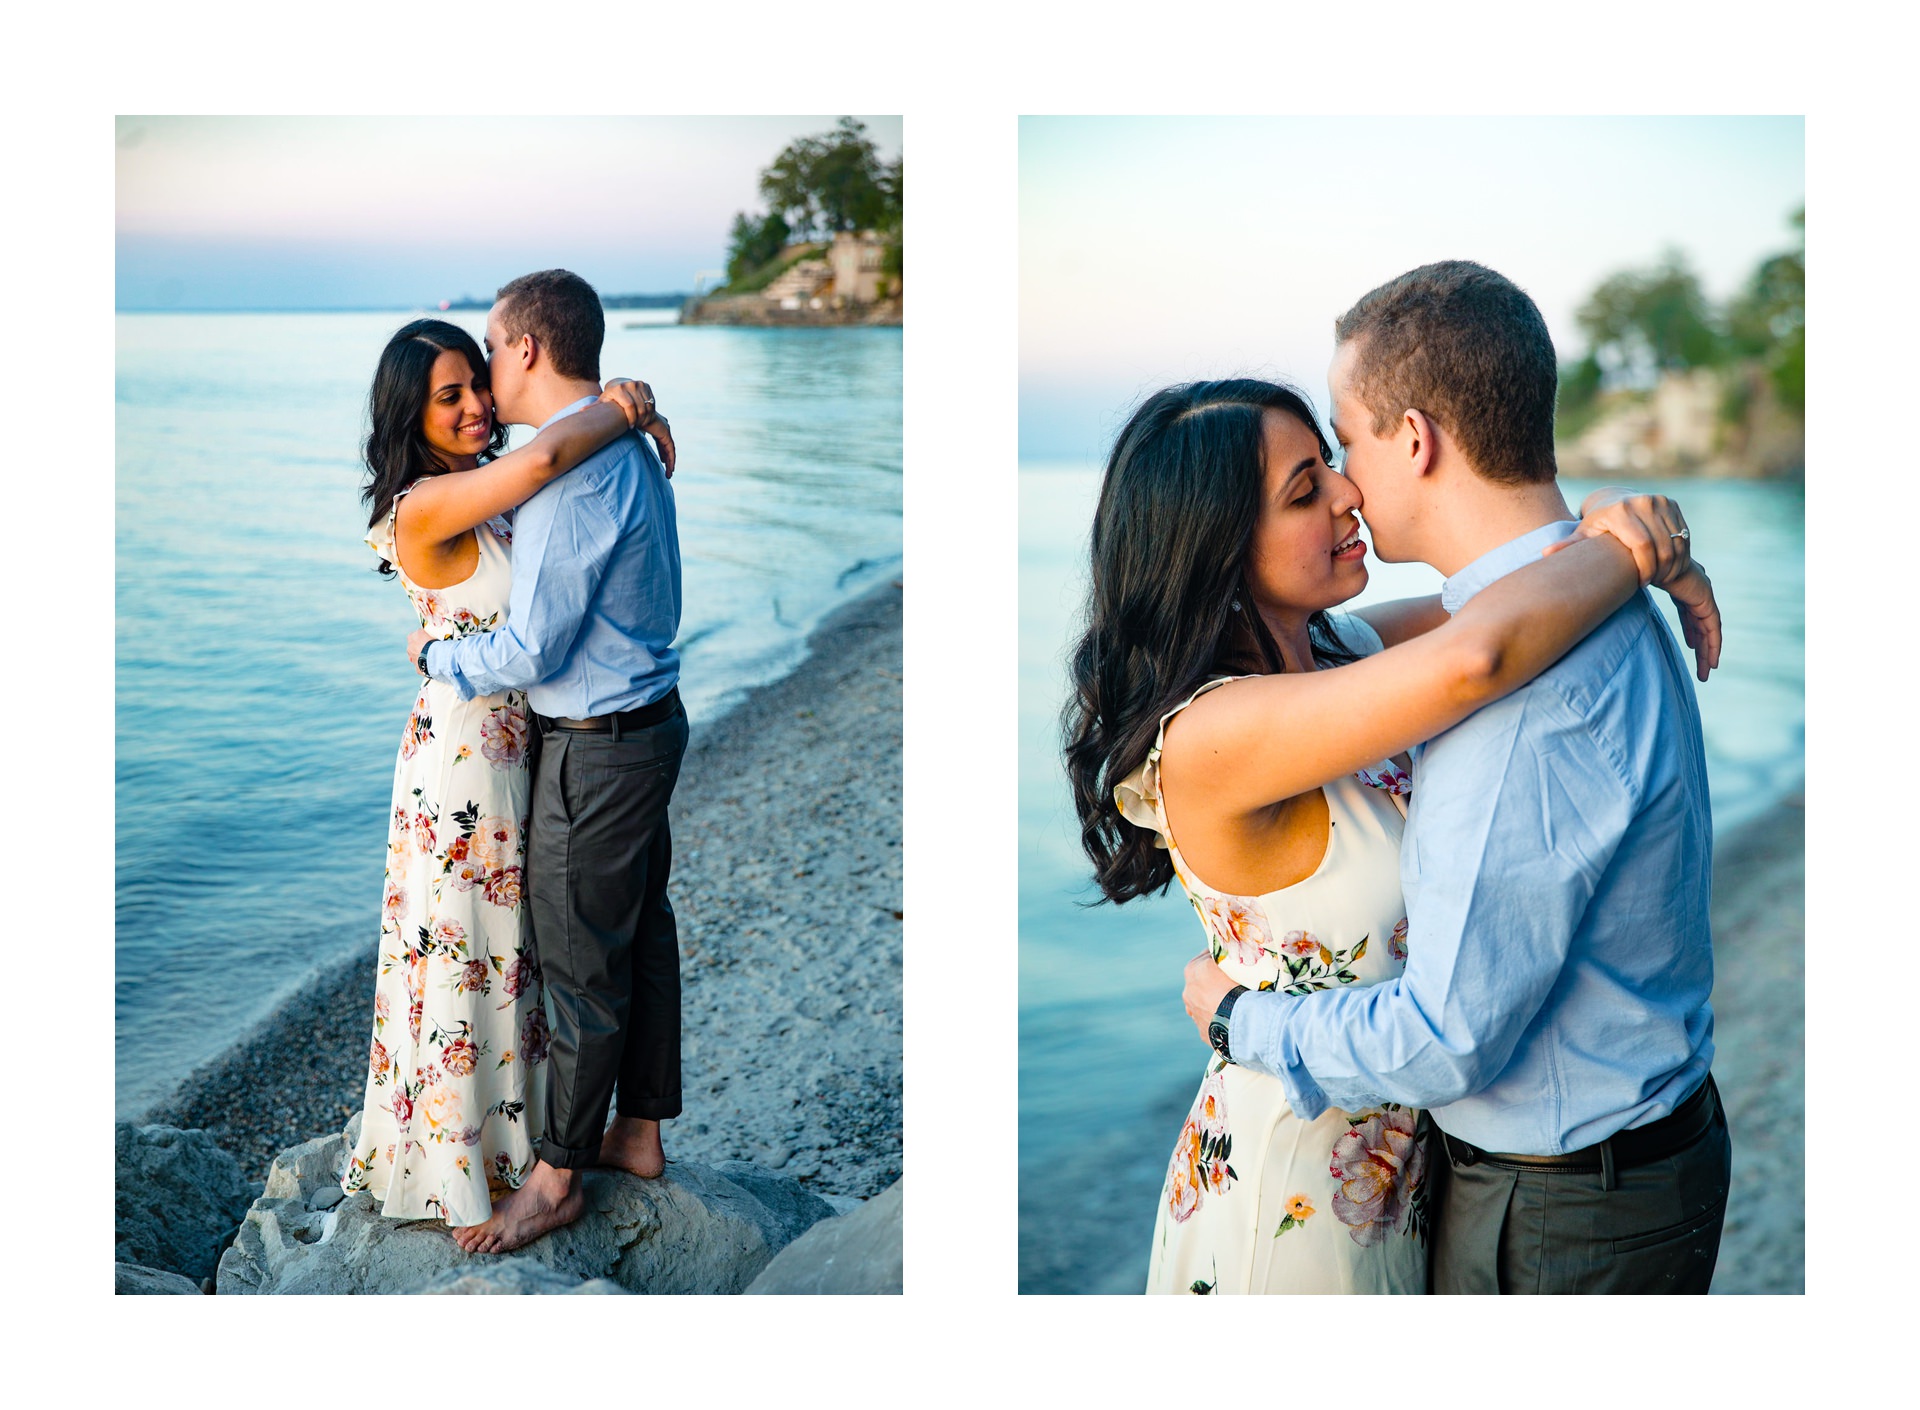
[416,639,435,679]
[1208,985,1248,1064]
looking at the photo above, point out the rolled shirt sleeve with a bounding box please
[427,473,617,698]
[1229,682,1633,1123]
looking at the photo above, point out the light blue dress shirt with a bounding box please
[426,397,681,717]
[1229,520,1715,1154]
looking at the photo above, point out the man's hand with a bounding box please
[1183,952,1238,1046]
[601,377,676,477]
[407,627,434,675]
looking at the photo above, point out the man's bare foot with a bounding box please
[450,1160,585,1254]
[597,1116,666,1178]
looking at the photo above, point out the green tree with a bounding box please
[758,117,890,240]
[1726,207,1804,412]
[1575,250,1726,387]
[724,210,790,286]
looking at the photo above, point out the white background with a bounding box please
[8,0,1899,1397]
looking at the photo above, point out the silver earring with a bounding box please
[1230,599,1243,613]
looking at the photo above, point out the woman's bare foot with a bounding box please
[597,1116,666,1178]
[450,1161,585,1254]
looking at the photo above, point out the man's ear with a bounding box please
[1404,409,1437,478]
[515,332,538,373]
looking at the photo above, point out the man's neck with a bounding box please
[1416,469,1572,579]
[512,375,603,429]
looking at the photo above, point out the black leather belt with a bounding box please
[1437,1074,1720,1190]
[537,687,681,736]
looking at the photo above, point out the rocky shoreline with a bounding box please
[145,579,903,1201]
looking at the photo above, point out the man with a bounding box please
[407,268,685,1253]
[1182,261,1731,1294]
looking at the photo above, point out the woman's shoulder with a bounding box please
[1325,611,1386,658]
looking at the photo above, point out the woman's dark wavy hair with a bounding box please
[359,318,509,575]
[1062,378,1361,906]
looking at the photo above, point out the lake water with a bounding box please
[1017,463,1804,1293]
[115,310,900,1118]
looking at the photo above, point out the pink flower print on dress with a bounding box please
[1196,894,1272,967]
[480,706,528,769]
[1205,1155,1233,1196]
[1166,1120,1204,1224]
[440,1036,479,1077]
[456,959,490,994]
[472,816,518,869]
[369,1039,389,1080]
[430,918,466,952]
[1388,917,1409,964]
[390,1087,414,1132]
[1197,1070,1229,1141]
[1354,760,1412,796]
[1279,930,1320,959]
[414,591,444,627]
[1329,1108,1427,1247]
[501,955,534,999]
[411,810,438,857]
[449,857,488,892]
[382,880,408,931]
[484,866,524,910]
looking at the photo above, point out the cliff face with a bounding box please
[1558,365,1803,479]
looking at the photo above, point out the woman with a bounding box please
[1062,378,1717,1294]
[339,318,665,1228]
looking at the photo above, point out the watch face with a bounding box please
[1208,1020,1229,1054]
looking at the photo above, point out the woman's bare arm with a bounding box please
[1161,535,1695,822]
[397,398,636,547]
[1352,595,1449,648]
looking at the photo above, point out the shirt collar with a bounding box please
[537,395,600,432]
[1440,519,1580,614]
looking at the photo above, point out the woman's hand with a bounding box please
[601,377,676,477]
[1662,562,1723,682]
[1544,486,1691,588]
[1544,487,1721,680]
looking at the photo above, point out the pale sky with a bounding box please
[1021,116,1804,461]
[115,115,903,310]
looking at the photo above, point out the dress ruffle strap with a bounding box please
[1111,675,1252,847]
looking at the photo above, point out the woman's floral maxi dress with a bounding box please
[341,490,548,1226]
[1115,656,1431,1295]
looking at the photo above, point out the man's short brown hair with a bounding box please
[1334,261,1558,485]
[494,268,604,381]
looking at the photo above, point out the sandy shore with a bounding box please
[1032,788,1806,1294]
[149,579,903,1200]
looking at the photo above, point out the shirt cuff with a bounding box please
[423,640,475,699]
[1229,990,1331,1120]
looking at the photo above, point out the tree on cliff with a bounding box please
[758,117,893,241]
[1726,207,1804,413]
[1557,208,1805,434]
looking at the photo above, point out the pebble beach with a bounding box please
[148,579,903,1202]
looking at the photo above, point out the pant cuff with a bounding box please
[615,1098,683,1121]
[538,1134,602,1170]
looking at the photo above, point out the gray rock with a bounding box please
[410,1257,627,1294]
[746,1179,901,1294]
[115,1123,257,1283]
[115,1261,204,1295]
[218,1126,835,1295]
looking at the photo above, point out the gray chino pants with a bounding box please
[1429,1078,1733,1294]
[526,705,688,1169]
